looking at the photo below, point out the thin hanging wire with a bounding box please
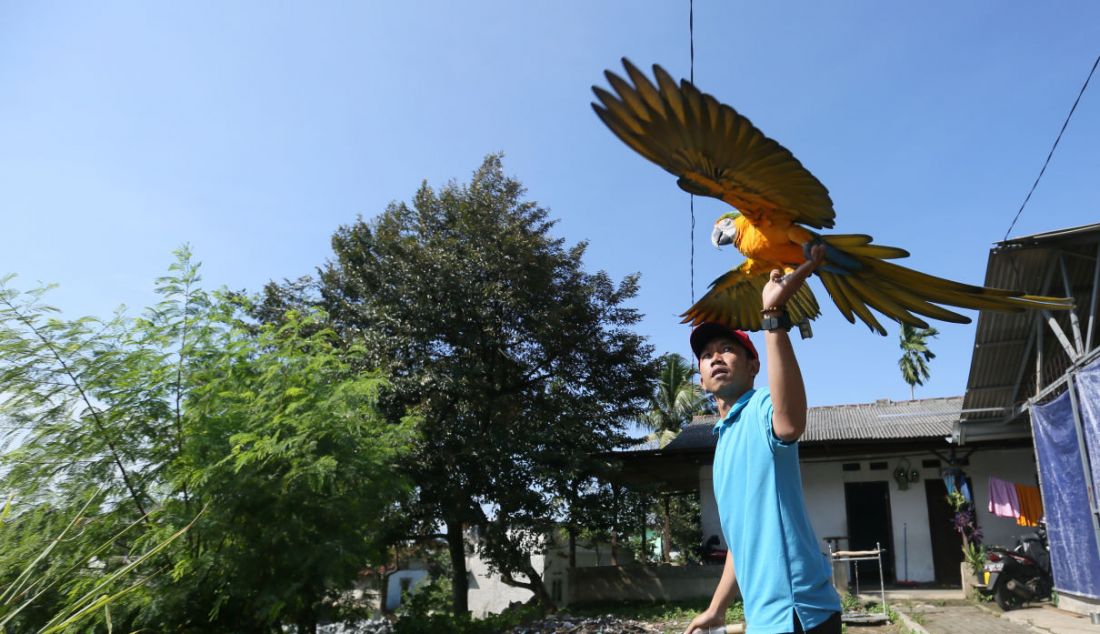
[689,0,696,305]
[1003,54,1099,241]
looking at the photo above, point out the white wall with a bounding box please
[698,447,1042,585]
[699,466,723,548]
[466,552,544,617]
[802,457,941,583]
[385,569,428,611]
[967,447,1044,549]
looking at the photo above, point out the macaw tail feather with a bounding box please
[815,234,1074,335]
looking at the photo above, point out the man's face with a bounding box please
[698,336,759,398]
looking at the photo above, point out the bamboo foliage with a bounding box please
[0,247,411,631]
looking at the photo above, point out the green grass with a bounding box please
[391,599,746,634]
[563,598,744,625]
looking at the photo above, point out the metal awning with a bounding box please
[959,223,1100,440]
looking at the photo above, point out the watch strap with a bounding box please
[761,312,793,332]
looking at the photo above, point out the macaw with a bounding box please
[591,60,1073,334]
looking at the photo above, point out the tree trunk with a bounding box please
[379,570,390,615]
[568,527,577,569]
[521,559,556,611]
[639,505,647,565]
[445,517,470,617]
[662,495,672,563]
[610,486,620,566]
[500,559,557,612]
[297,587,318,634]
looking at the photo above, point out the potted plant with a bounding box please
[947,491,985,597]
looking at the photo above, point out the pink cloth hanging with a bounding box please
[988,476,1021,519]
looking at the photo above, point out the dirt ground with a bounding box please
[648,618,902,634]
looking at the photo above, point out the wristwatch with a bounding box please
[760,311,793,332]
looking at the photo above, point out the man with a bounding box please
[685,245,842,634]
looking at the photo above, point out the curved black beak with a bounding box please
[712,225,732,248]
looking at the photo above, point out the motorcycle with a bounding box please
[982,520,1053,611]
[696,534,728,565]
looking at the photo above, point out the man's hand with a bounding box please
[683,607,724,634]
[761,244,825,310]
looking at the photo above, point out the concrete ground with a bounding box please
[887,596,1097,634]
[992,603,1097,634]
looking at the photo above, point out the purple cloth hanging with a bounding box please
[988,476,1021,519]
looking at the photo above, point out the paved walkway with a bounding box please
[998,604,1097,634]
[892,600,1096,634]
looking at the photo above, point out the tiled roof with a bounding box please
[656,395,962,452]
[623,436,662,451]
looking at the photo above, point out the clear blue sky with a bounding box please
[2,2,1098,408]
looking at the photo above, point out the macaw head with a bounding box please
[711,212,740,248]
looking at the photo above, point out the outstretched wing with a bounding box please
[815,234,1076,335]
[592,59,836,230]
[682,260,821,331]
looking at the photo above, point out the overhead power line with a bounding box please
[1003,55,1100,241]
[688,0,696,306]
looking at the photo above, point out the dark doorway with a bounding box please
[844,481,896,584]
[925,478,963,585]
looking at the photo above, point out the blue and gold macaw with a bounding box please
[592,60,1073,334]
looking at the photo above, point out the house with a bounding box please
[379,532,636,616]
[954,223,1100,616]
[610,395,1037,587]
[602,223,1100,608]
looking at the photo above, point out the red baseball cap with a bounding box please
[690,322,758,360]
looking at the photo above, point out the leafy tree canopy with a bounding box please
[296,154,656,613]
[898,324,938,399]
[637,352,712,448]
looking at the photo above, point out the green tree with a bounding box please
[311,155,655,614]
[637,353,711,448]
[636,353,710,563]
[0,250,412,632]
[666,492,703,563]
[898,324,939,399]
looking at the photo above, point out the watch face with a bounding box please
[762,314,791,331]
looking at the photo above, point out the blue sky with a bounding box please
[2,2,1098,408]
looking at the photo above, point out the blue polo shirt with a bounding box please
[712,388,840,634]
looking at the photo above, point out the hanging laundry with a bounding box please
[988,476,1021,519]
[1014,483,1043,527]
[942,467,970,502]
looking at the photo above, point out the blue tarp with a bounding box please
[1031,357,1100,599]
[1076,359,1100,509]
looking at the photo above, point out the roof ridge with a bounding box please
[690,394,963,421]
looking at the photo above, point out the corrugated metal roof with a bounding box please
[962,223,1100,424]
[656,395,962,452]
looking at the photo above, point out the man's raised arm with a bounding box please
[761,245,824,443]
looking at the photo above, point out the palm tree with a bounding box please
[638,353,712,447]
[637,353,713,562]
[898,324,939,399]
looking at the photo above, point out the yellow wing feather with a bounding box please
[681,260,821,331]
[593,59,837,230]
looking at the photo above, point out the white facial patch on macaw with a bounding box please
[712,217,736,247]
